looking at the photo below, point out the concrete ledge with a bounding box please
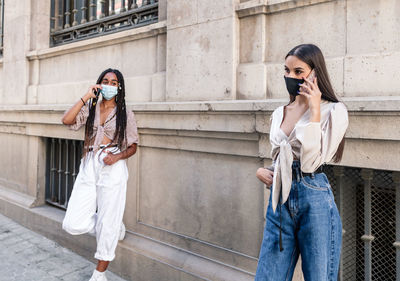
[0,184,36,208]
[236,0,335,18]
[0,198,254,281]
[1,98,400,171]
[1,96,400,113]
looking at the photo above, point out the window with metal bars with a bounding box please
[0,0,4,57]
[45,138,84,210]
[323,165,399,281]
[50,0,159,47]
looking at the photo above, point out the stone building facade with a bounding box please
[0,0,399,280]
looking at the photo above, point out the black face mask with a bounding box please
[284,76,304,97]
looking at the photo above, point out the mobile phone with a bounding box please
[93,88,100,98]
[307,69,316,82]
[300,69,316,93]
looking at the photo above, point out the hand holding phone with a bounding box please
[93,88,99,98]
[307,69,316,83]
[85,85,102,99]
[300,69,316,93]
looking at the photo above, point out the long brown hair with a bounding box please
[285,44,345,162]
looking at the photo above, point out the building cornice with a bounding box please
[0,97,399,113]
[236,0,335,18]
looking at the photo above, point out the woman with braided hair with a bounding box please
[61,69,138,281]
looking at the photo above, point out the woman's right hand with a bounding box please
[256,168,274,188]
[61,84,102,125]
[85,84,102,99]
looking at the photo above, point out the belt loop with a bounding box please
[311,172,315,179]
[296,168,300,182]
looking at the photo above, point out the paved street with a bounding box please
[0,213,128,281]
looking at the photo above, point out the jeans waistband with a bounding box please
[291,160,323,181]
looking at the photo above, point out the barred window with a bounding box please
[0,0,4,56]
[45,138,84,210]
[50,0,159,47]
[324,166,399,281]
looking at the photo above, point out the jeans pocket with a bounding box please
[301,172,330,191]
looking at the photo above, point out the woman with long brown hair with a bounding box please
[255,44,348,281]
[61,68,138,281]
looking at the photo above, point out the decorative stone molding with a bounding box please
[236,0,335,18]
[1,98,400,171]
[2,96,400,113]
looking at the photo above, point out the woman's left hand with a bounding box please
[102,151,121,165]
[299,77,322,122]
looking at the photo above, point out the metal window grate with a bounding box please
[45,138,84,210]
[0,0,4,56]
[324,165,398,281]
[371,171,396,281]
[50,0,159,47]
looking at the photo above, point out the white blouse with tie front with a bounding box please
[269,100,349,212]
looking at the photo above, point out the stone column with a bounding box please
[166,0,240,101]
[236,5,267,100]
[1,0,51,105]
[27,0,51,104]
[1,0,31,104]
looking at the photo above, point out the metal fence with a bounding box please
[45,138,84,209]
[50,0,159,46]
[0,0,4,56]
[324,165,399,281]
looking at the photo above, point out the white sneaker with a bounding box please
[119,222,126,241]
[89,269,108,281]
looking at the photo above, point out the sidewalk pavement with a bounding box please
[0,213,128,281]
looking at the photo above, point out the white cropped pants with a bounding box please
[62,148,128,261]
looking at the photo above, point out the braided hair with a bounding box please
[83,68,127,157]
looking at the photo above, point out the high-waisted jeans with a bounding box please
[255,161,342,281]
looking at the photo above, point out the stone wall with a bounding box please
[0,0,399,280]
[237,0,400,99]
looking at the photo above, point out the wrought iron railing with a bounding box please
[45,138,84,209]
[324,165,400,281]
[50,0,159,46]
[0,0,4,56]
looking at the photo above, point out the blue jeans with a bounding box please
[255,162,342,281]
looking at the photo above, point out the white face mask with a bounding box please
[100,84,118,100]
